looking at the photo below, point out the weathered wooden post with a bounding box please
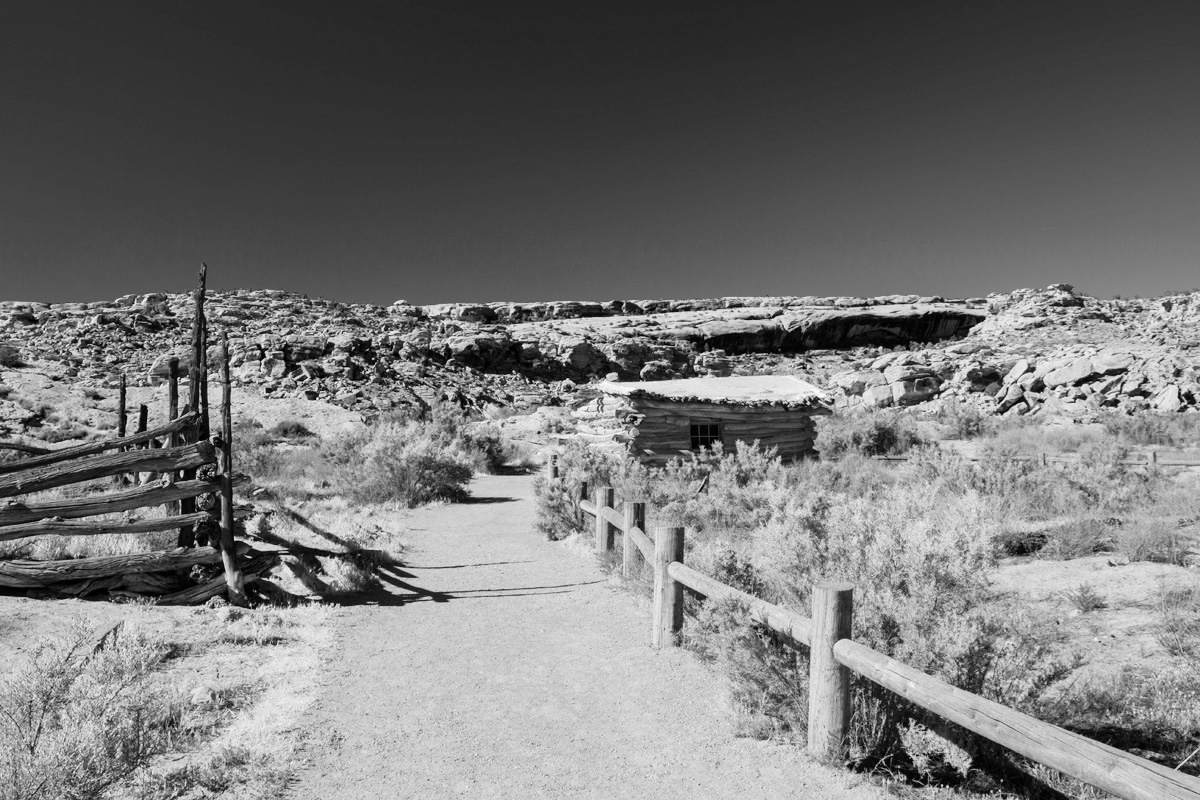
[545,453,558,481]
[596,487,616,554]
[164,357,180,519]
[167,359,180,425]
[136,404,148,441]
[652,526,685,648]
[117,374,127,440]
[808,581,854,760]
[180,266,207,548]
[1149,450,1158,466]
[219,336,247,606]
[1040,452,1048,467]
[622,500,645,577]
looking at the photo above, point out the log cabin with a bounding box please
[572,375,831,465]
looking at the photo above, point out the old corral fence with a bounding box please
[0,266,272,606]
[545,456,1200,800]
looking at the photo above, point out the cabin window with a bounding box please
[689,422,722,450]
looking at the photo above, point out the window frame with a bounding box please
[689,420,723,451]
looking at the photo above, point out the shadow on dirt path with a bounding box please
[286,473,885,800]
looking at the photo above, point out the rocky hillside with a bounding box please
[1,283,1198,439]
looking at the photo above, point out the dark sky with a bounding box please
[3,1,1199,304]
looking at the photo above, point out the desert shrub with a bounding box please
[533,439,624,540]
[35,423,90,444]
[1063,583,1106,612]
[817,409,926,458]
[982,422,1105,456]
[461,423,510,473]
[1115,520,1188,565]
[0,623,179,800]
[935,400,992,440]
[268,419,315,439]
[688,598,807,740]
[324,418,475,506]
[1045,663,1200,776]
[1101,411,1200,448]
[1157,587,1200,658]
[239,403,510,504]
[233,419,284,480]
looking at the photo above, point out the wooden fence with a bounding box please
[872,451,1200,467]
[546,455,1200,800]
[0,266,273,605]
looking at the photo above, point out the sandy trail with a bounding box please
[287,473,883,800]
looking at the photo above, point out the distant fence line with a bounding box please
[546,455,1200,800]
[871,450,1200,467]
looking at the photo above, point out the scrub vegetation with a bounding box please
[535,409,1200,797]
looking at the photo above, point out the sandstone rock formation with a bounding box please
[2,283,1198,439]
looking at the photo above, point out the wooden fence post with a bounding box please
[1149,450,1158,466]
[218,336,246,606]
[596,487,616,554]
[808,581,854,761]
[622,500,645,577]
[117,374,127,440]
[652,526,685,648]
[180,267,207,548]
[167,359,180,426]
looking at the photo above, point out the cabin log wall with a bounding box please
[626,398,820,464]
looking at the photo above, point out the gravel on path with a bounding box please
[287,473,885,800]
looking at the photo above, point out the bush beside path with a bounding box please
[286,473,884,800]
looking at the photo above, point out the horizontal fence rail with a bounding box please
[0,412,200,475]
[0,266,256,605]
[0,442,217,498]
[872,451,1200,467]
[548,453,1200,800]
[0,476,243,526]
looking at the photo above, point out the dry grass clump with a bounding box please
[0,621,178,800]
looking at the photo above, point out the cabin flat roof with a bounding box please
[597,375,830,409]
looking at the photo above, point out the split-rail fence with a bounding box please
[0,266,273,605]
[545,455,1200,800]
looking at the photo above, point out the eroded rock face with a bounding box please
[2,283,1198,432]
[825,286,1200,418]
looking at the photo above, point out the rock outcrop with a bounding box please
[2,283,1198,434]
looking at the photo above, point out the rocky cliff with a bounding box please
[1,283,1198,435]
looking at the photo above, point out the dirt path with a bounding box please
[287,474,884,800]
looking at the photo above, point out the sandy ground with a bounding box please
[286,473,884,800]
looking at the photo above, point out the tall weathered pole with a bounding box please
[219,334,246,606]
[194,263,210,442]
[179,265,207,548]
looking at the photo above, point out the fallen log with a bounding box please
[0,442,216,498]
[0,511,213,543]
[0,413,200,476]
[0,545,234,588]
[0,475,244,526]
